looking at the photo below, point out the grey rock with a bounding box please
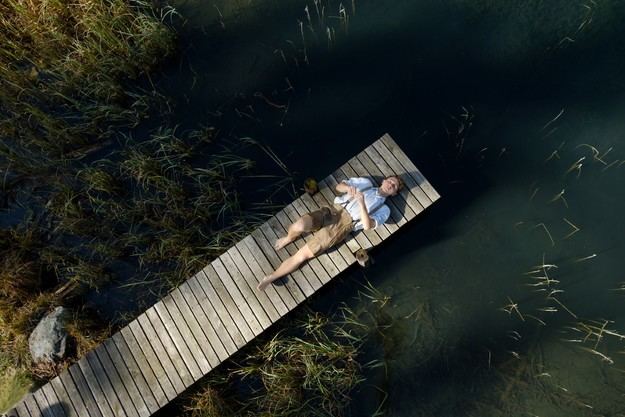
[28,306,69,363]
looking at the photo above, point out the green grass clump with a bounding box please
[0,0,177,168]
[185,311,365,417]
[0,365,33,414]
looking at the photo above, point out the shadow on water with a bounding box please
[156,0,625,223]
[149,0,625,415]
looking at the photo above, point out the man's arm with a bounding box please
[336,179,374,230]
[354,192,374,230]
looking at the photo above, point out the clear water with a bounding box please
[155,0,625,415]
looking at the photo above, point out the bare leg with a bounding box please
[258,244,315,291]
[274,215,314,250]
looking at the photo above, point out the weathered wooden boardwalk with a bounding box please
[6,134,440,417]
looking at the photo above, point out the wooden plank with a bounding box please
[256,223,315,298]
[241,234,304,306]
[42,376,71,417]
[337,161,392,240]
[105,332,164,414]
[348,158,412,229]
[57,371,89,417]
[75,358,115,417]
[168,288,223,365]
[313,179,362,253]
[220,250,277,325]
[231,242,290,316]
[224,245,282,321]
[39,383,68,417]
[119,325,173,405]
[202,263,261,341]
[110,332,162,411]
[127,319,177,401]
[152,301,206,378]
[283,202,340,279]
[33,389,56,417]
[67,364,105,417]
[273,208,330,285]
[185,274,244,351]
[378,134,439,203]
[14,402,30,417]
[22,393,39,417]
[94,344,147,417]
[96,342,148,417]
[249,228,308,302]
[196,266,255,342]
[300,189,357,265]
[381,134,440,201]
[211,259,265,334]
[176,281,233,359]
[49,376,77,417]
[138,312,194,390]
[369,141,429,213]
[84,350,130,417]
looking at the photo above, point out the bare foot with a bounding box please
[257,276,272,291]
[274,236,291,251]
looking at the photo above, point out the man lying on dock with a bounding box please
[257,175,404,291]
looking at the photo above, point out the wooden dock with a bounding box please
[6,133,440,417]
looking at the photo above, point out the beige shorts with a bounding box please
[304,204,353,256]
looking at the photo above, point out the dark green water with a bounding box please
[155,0,625,415]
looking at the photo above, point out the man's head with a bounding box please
[380,175,404,196]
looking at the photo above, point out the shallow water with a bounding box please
[156,0,625,415]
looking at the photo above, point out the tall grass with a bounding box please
[0,0,294,406]
[0,0,177,168]
[185,310,365,417]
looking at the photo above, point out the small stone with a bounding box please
[28,306,69,363]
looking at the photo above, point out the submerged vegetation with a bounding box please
[182,281,406,417]
[186,312,363,417]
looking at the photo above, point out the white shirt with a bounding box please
[333,177,391,231]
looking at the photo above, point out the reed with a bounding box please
[564,157,584,178]
[500,297,525,321]
[0,0,177,180]
[548,189,568,208]
[573,253,596,263]
[541,108,565,131]
[562,217,580,239]
[185,311,364,417]
[532,223,555,246]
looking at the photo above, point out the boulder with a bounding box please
[28,306,69,363]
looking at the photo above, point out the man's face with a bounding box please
[381,176,400,195]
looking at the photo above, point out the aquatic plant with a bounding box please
[0,0,177,177]
[184,310,365,417]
